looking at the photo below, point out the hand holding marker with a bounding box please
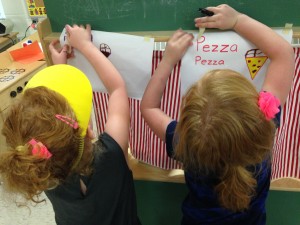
[198,8,214,39]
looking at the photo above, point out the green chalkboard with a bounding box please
[44,0,300,33]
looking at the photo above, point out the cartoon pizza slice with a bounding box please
[99,43,111,58]
[245,49,268,80]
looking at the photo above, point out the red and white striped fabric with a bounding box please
[92,48,300,176]
[272,47,300,179]
[92,51,182,169]
[92,91,109,134]
[128,51,182,169]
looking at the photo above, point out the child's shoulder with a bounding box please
[94,132,125,160]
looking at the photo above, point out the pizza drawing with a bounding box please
[245,49,268,80]
[99,43,111,58]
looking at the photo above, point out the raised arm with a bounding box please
[195,4,295,105]
[66,24,130,154]
[140,30,193,140]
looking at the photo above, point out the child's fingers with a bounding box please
[205,6,218,14]
[194,17,208,26]
[200,21,218,29]
[61,44,69,53]
[195,15,221,29]
[49,40,59,54]
[86,24,91,33]
[170,29,186,40]
[67,49,75,59]
[182,33,194,45]
[196,15,217,24]
[65,24,72,33]
[177,34,193,53]
[50,39,59,46]
[176,32,193,44]
[170,30,193,47]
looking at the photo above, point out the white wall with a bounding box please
[1,0,37,40]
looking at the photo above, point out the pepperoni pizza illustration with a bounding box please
[245,49,268,80]
[99,43,111,58]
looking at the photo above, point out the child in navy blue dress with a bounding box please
[141,4,294,225]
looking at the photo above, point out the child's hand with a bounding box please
[194,4,241,30]
[49,39,73,65]
[162,29,194,67]
[65,24,92,52]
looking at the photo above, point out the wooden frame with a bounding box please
[37,17,300,190]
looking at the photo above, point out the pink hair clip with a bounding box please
[258,91,280,121]
[55,114,79,129]
[29,139,52,159]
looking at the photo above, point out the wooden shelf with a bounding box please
[128,152,184,183]
[270,178,300,192]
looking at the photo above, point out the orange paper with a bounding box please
[9,41,44,64]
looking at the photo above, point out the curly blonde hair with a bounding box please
[0,87,94,203]
[174,69,276,212]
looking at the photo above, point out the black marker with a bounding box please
[197,8,213,39]
[199,8,214,17]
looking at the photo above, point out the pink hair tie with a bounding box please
[29,139,52,159]
[258,91,280,121]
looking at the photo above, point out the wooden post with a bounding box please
[37,18,53,66]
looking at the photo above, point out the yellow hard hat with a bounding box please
[25,64,92,137]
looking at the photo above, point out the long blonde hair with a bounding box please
[174,69,275,212]
[0,87,94,203]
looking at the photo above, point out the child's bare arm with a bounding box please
[141,30,193,140]
[195,4,294,105]
[66,24,130,154]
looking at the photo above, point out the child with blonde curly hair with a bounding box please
[141,4,294,225]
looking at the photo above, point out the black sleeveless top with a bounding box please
[45,133,141,225]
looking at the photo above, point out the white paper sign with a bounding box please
[0,0,6,19]
[60,29,154,99]
[181,29,293,95]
